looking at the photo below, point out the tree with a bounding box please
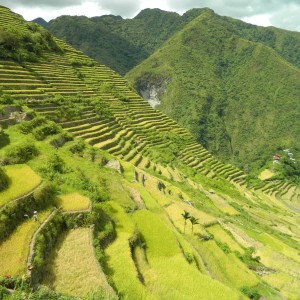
[181,210,191,233]
[189,216,199,234]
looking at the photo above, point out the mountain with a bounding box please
[45,8,300,175]
[0,5,300,300]
[32,17,48,28]
[47,8,211,75]
[126,9,300,174]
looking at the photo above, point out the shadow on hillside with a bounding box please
[0,133,9,149]
[41,231,68,288]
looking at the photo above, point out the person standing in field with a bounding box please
[33,211,38,222]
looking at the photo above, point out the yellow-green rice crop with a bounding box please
[56,193,90,211]
[104,202,152,300]
[43,227,114,298]
[207,224,244,253]
[192,239,259,290]
[0,164,41,207]
[132,210,242,300]
[0,210,50,276]
[263,272,300,300]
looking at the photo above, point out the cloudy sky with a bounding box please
[2,0,300,32]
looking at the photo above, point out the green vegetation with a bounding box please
[0,166,8,191]
[0,210,50,276]
[43,228,114,298]
[126,10,300,174]
[0,164,41,207]
[0,5,299,300]
[181,210,190,233]
[56,193,91,211]
[0,17,62,62]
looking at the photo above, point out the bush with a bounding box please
[69,139,86,154]
[46,153,66,174]
[0,285,9,298]
[18,116,47,134]
[240,286,261,300]
[0,167,9,192]
[31,212,65,285]
[5,141,38,163]
[33,182,57,207]
[235,247,261,268]
[49,132,73,148]
[0,189,55,244]
[19,117,60,140]
[0,94,14,104]
[32,121,60,140]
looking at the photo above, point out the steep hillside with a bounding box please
[126,10,300,174]
[0,6,300,300]
[45,8,300,76]
[46,8,213,75]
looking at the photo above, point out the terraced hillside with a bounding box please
[0,5,300,300]
[126,9,300,174]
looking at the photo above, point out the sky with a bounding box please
[1,0,300,32]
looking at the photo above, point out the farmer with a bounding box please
[33,211,38,222]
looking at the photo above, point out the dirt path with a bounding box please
[26,209,57,276]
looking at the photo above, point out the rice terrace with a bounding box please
[0,3,300,300]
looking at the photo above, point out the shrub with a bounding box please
[32,121,60,140]
[46,153,66,174]
[31,212,65,285]
[0,285,9,298]
[235,247,261,268]
[0,94,14,105]
[33,182,57,207]
[69,139,86,154]
[240,286,261,300]
[18,116,46,134]
[0,189,55,244]
[0,167,9,192]
[184,252,194,264]
[49,132,73,148]
[5,141,38,163]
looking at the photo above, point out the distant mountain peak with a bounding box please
[134,8,180,19]
[31,17,48,28]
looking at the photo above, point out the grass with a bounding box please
[263,272,300,300]
[206,224,245,253]
[43,227,114,298]
[207,193,239,215]
[165,201,216,234]
[192,239,259,290]
[258,169,276,180]
[132,210,242,299]
[56,192,91,211]
[103,202,151,300]
[0,164,41,207]
[0,210,50,276]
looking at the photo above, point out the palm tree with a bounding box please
[181,210,191,233]
[189,216,199,234]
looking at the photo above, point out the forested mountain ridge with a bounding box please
[42,8,300,75]
[46,8,212,75]
[126,9,300,174]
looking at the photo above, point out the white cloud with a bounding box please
[242,14,272,27]
[13,1,110,21]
